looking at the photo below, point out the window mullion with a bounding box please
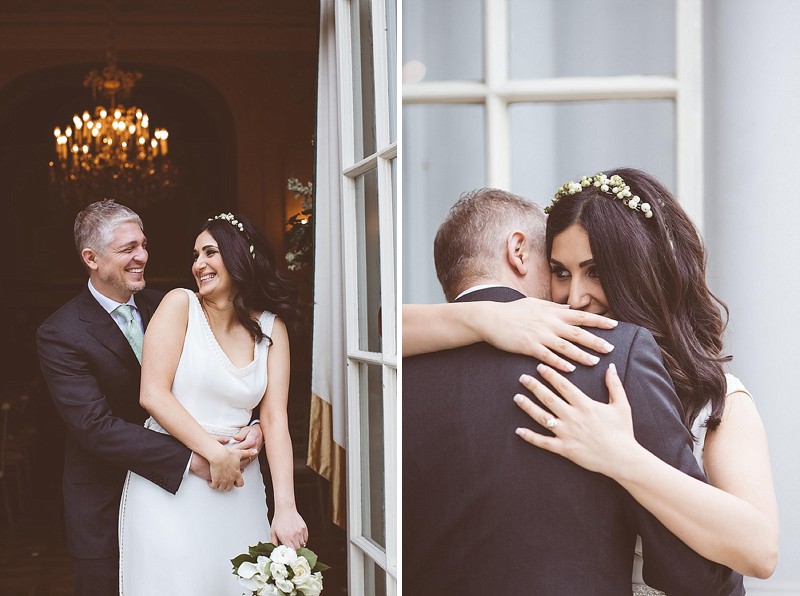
[377,157,396,357]
[402,81,488,104]
[676,0,704,234]
[370,0,391,152]
[484,0,510,189]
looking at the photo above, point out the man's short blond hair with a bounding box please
[433,188,546,301]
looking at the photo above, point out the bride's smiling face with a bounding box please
[549,224,612,317]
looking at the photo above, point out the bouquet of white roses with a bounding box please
[231,542,329,596]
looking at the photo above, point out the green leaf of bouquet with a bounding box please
[296,547,317,568]
[313,561,331,572]
[230,553,252,570]
[250,541,275,557]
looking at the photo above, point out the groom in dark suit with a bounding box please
[37,200,260,596]
[403,188,744,595]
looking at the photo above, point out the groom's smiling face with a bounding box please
[88,221,149,302]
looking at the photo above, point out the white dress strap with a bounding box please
[725,373,752,400]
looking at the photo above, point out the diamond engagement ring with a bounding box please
[545,417,559,429]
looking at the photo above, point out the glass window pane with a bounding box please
[352,0,377,160]
[359,362,385,548]
[356,168,382,353]
[391,156,397,306]
[509,100,676,205]
[509,0,675,79]
[363,554,387,596]
[402,0,483,82]
[402,104,486,304]
[386,0,397,142]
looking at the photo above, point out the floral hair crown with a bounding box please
[544,173,654,219]
[208,212,256,259]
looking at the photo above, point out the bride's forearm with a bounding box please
[615,446,778,578]
[402,303,487,356]
[140,386,224,462]
[261,418,296,510]
[260,317,297,510]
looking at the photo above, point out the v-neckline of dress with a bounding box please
[190,291,259,377]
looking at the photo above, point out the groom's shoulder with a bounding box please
[137,287,165,305]
[589,321,658,354]
[38,288,88,330]
[578,322,664,385]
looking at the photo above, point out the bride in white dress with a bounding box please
[404,168,779,592]
[119,212,307,595]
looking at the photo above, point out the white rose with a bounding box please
[239,573,267,592]
[295,571,323,596]
[260,585,281,596]
[290,557,312,583]
[271,561,289,580]
[271,545,298,565]
[275,578,295,593]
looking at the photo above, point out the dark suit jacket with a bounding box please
[403,286,744,595]
[37,286,191,559]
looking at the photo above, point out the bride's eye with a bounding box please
[587,266,601,279]
[550,265,569,279]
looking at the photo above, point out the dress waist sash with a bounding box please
[144,416,243,438]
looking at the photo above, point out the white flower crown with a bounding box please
[208,212,256,259]
[545,173,654,219]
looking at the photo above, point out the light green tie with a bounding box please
[115,304,143,363]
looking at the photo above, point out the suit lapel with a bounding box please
[78,287,140,369]
[134,292,157,331]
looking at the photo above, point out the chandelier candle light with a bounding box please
[49,49,176,209]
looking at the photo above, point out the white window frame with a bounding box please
[334,0,397,594]
[402,0,704,232]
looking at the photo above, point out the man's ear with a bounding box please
[81,248,99,271]
[505,231,529,276]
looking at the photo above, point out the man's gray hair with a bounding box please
[73,199,143,256]
[434,188,546,301]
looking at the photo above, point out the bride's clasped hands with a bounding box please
[207,441,257,491]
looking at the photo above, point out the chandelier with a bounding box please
[49,49,177,210]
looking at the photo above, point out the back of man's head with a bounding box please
[434,188,546,301]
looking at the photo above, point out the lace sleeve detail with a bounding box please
[725,373,753,400]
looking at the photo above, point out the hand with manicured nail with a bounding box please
[514,363,638,477]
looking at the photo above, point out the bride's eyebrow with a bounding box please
[549,257,596,269]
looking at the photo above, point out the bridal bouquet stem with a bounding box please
[232,542,329,596]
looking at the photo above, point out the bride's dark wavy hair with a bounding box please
[545,167,731,432]
[199,213,303,343]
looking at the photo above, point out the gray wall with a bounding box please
[705,1,800,592]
